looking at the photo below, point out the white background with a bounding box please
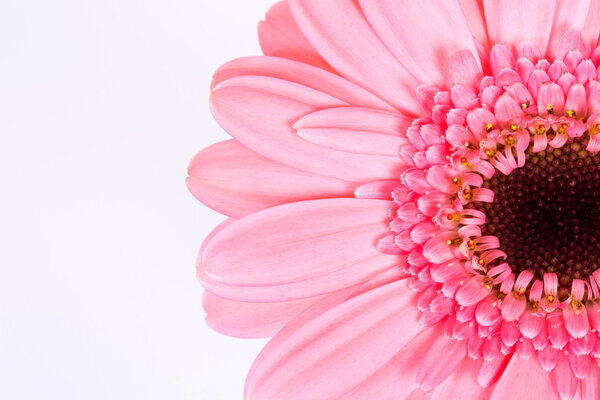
[0,0,275,398]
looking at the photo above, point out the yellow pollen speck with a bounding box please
[557,123,568,134]
[547,295,555,303]
[478,259,485,267]
[515,287,525,296]
[547,104,554,114]
[510,124,518,132]
[504,135,515,145]
[452,177,461,185]
[447,212,459,221]
[460,157,469,166]
[466,239,476,251]
[521,101,530,109]
[485,123,493,132]
[485,148,496,158]
[536,124,546,135]
[462,188,473,200]
[483,277,493,290]
[566,109,576,118]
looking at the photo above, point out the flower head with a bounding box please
[189,1,600,399]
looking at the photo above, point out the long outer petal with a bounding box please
[430,357,494,400]
[339,324,444,400]
[288,0,423,115]
[244,279,423,400]
[258,1,333,71]
[490,355,560,400]
[187,140,355,218]
[203,290,328,338]
[210,75,406,182]
[483,0,556,54]
[416,335,468,390]
[358,0,481,88]
[547,0,600,58]
[200,199,402,302]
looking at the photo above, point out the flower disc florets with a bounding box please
[386,29,600,377]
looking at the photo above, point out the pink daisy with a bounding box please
[188,1,600,398]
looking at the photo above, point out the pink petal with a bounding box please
[458,0,490,51]
[294,107,413,135]
[568,354,591,379]
[416,336,467,390]
[354,180,400,200]
[200,199,400,302]
[582,0,600,50]
[501,293,527,321]
[202,290,326,338]
[556,29,591,60]
[539,346,560,371]
[548,313,571,350]
[338,325,443,400]
[563,303,590,339]
[245,279,423,400]
[547,1,594,59]
[500,320,520,347]
[478,354,511,388]
[581,366,599,400]
[296,127,408,156]
[258,1,333,71]
[212,56,392,110]
[455,275,492,307]
[483,0,555,54]
[211,75,405,182]
[288,0,422,115]
[405,389,431,400]
[552,356,579,400]
[187,140,355,218]
[519,310,545,339]
[358,0,481,88]
[430,358,494,400]
[448,50,484,91]
[490,355,561,400]
[423,231,458,264]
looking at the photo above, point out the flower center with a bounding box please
[476,139,600,300]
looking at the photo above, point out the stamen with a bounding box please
[536,125,546,135]
[485,148,496,158]
[485,123,493,133]
[461,188,473,200]
[510,124,518,132]
[504,135,515,145]
[446,238,462,246]
[557,123,568,134]
[447,212,460,221]
[566,109,576,118]
[547,104,554,114]
[483,277,493,289]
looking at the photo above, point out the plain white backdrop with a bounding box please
[0,0,276,398]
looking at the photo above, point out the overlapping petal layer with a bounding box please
[191,1,600,398]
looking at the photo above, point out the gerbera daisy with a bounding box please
[188,1,600,398]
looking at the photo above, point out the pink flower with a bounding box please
[188,1,600,398]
